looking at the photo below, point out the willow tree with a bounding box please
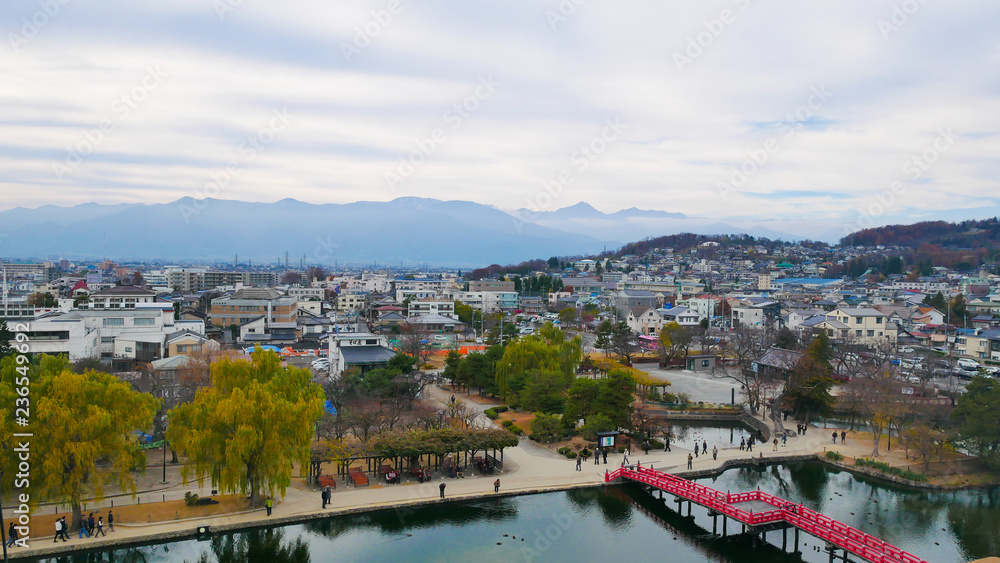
[20,355,159,530]
[168,349,324,507]
[495,322,582,398]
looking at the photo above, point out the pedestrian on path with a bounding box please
[265,497,273,516]
[95,518,106,538]
[702,440,707,455]
[88,514,95,536]
[623,449,629,465]
[602,450,608,464]
[321,487,330,509]
[665,437,671,452]
[773,438,778,451]
[494,479,500,493]
[694,445,699,458]
[740,437,745,451]
[53,518,61,543]
[78,519,90,539]
[576,457,582,471]
[687,453,693,469]
[108,510,114,532]
[841,431,846,444]
[747,438,753,452]
[712,446,718,461]
[643,441,650,455]
[832,431,838,444]
[439,482,446,499]
[594,448,601,465]
[6,522,17,548]
[782,433,787,446]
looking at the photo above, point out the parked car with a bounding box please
[433,335,448,341]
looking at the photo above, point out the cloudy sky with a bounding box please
[2,0,998,235]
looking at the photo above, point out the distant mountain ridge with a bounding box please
[0,197,810,267]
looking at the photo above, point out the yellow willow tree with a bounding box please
[167,349,324,507]
[25,355,159,531]
[495,322,582,399]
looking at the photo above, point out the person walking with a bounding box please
[107,509,114,532]
[594,448,601,465]
[664,436,671,452]
[841,430,846,444]
[78,518,90,539]
[6,521,17,548]
[439,482,446,499]
[740,437,745,451]
[702,441,708,456]
[623,449,630,465]
[773,438,778,451]
[265,497,273,516]
[321,487,330,509]
[53,518,61,543]
[747,437,753,452]
[643,441,650,455]
[494,479,500,493]
[694,445,699,458]
[576,456,582,471]
[88,513,95,536]
[687,453,693,470]
[832,431,838,444]
[712,446,718,461]
[602,449,608,464]
[94,518,106,538]
[781,433,787,446]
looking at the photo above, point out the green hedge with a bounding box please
[855,457,928,482]
[485,408,499,420]
[825,451,844,461]
[501,419,513,428]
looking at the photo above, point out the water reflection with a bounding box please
[185,529,309,563]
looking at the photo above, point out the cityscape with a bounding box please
[2,1,1000,562]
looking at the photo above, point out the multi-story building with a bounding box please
[453,291,519,312]
[407,297,457,319]
[826,307,897,344]
[84,285,160,310]
[393,278,453,302]
[209,288,297,327]
[325,332,397,377]
[468,280,515,292]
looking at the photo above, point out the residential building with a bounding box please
[325,332,397,377]
[468,280,515,292]
[407,297,457,319]
[209,287,297,327]
[626,306,664,336]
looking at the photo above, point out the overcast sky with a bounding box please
[2,0,998,231]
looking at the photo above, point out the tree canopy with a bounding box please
[6,355,160,529]
[494,323,581,399]
[167,349,324,507]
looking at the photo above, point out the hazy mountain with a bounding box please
[507,202,798,243]
[0,197,613,267]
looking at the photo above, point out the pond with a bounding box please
[661,420,764,452]
[22,463,999,563]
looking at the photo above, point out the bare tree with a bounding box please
[399,322,433,367]
[716,326,776,413]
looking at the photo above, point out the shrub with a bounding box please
[618,446,626,454]
[855,457,928,482]
[825,451,844,461]
[495,406,509,413]
[501,419,513,428]
[566,451,577,459]
[184,492,199,507]
[558,447,571,455]
[662,392,678,403]
[647,388,662,402]
[649,439,664,449]
[676,392,692,404]
[485,408,499,420]
[531,413,564,444]
[508,425,524,436]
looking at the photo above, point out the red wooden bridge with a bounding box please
[606,465,929,563]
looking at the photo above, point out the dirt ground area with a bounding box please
[26,494,253,539]
[496,411,536,435]
[816,428,998,486]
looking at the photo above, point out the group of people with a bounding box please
[796,423,808,435]
[52,511,112,543]
[320,486,333,509]
[832,430,847,444]
[591,447,610,465]
[739,436,756,452]
[385,469,401,484]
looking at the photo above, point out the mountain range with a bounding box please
[0,197,811,267]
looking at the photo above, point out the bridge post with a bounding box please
[712,513,717,534]
[722,517,727,537]
[782,527,786,551]
[793,527,799,552]
[686,501,691,517]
